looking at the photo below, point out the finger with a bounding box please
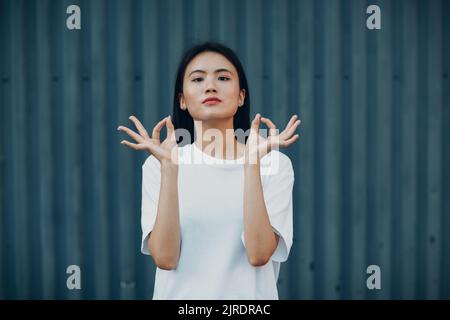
[120,140,147,151]
[129,115,150,139]
[166,115,175,135]
[279,134,300,147]
[152,117,168,141]
[166,115,178,142]
[260,117,277,136]
[117,125,144,143]
[251,113,261,132]
[280,119,301,140]
[280,115,299,135]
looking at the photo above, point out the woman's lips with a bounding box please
[202,98,222,105]
[203,100,221,105]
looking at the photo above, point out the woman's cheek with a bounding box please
[184,90,198,106]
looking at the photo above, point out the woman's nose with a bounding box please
[205,76,217,93]
[205,87,217,93]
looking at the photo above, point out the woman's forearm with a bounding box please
[243,163,278,266]
[148,161,181,270]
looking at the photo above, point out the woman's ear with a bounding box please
[238,89,246,107]
[179,94,186,110]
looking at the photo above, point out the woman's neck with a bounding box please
[193,119,245,160]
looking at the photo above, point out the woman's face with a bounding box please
[179,51,245,122]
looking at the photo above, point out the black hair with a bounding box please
[171,42,251,145]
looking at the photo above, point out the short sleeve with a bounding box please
[241,151,295,263]
[141,155,161,255]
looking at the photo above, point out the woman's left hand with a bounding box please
[244,113,301,165]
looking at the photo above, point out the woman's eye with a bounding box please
[191,76,229,82]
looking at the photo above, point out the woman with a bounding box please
[117,42,301,299]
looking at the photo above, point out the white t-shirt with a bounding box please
[140,141,294,299]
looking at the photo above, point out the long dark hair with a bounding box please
[171,42,251,145]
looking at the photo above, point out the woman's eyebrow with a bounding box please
[188,68,233,77]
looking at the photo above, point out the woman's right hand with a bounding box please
[118,115,178,165]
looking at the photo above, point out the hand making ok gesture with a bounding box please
[118,115,179,165]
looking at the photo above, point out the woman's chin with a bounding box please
[193,109,236,120]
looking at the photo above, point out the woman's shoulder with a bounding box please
[260,149,294,177]
[143,154,160,171]
[267,149,292,163]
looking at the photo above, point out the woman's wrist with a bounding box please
[244,160,261,172]
[161,159,178,173]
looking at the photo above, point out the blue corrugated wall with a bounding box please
[0,0,449,299]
